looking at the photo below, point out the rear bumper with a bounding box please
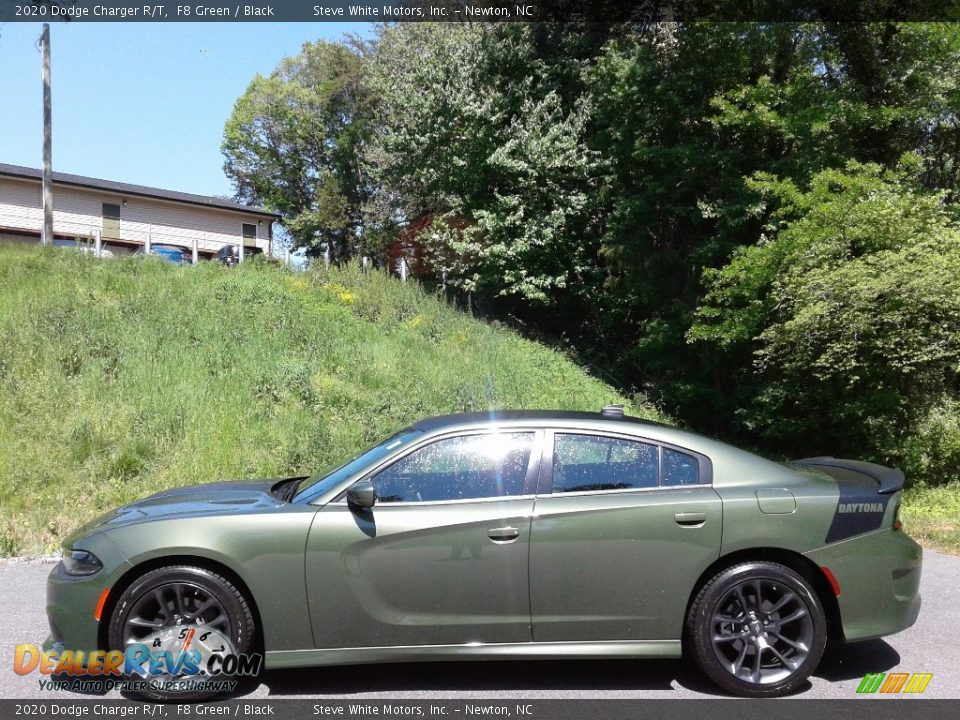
[805,528,922,642]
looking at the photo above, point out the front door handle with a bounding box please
[674,512,707,527]
[487,526,520,543]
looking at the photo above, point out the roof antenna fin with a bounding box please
[601,404,625,418]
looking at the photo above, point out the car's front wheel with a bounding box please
[107,565,258,701]
[685,561,827,697]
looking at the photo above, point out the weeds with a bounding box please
[0,246,654,555]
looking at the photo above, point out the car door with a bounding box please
[305,430,542,649]
[529,430,722,642]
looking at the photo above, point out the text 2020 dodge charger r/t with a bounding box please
[46,407,921,698]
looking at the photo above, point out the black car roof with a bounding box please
[412,410,667,432]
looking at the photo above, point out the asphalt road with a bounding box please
[1,550,958,700]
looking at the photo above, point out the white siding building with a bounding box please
[0,163,277,259]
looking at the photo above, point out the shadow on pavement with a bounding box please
[254,658,718,696]
[39,641,900,700]
[249,643,900,698]
[814,639,901,682]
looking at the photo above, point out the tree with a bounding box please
[367,24,607,306]
[584,22,960,430]
[222,39,376,257]
[690,160,960,464]
[220,22,960,484]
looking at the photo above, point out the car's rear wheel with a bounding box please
[107,565,257,701]
[685,561,827,697]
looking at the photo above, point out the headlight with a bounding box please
[61,549,103,576]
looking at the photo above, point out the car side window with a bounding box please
[662,447,700,486]
[371,432,534,503]
[553,434,659,493]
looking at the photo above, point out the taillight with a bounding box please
[821,567,842,597]
[893,499,902,530]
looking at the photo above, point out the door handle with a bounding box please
[674,512,707,527]
[487,526,520,543]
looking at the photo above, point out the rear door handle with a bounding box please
[488,526,520,543]
[674,512,707,527]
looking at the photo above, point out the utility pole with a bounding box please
[40,23,53,245]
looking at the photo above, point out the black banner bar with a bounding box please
[1,700,960,720]
[2,0,960,23]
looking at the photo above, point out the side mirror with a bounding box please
[347,481,376,510]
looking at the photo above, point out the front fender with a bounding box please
[102,505,318,652]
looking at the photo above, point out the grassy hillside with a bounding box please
[900,484,960,554]
[0,246,660,556]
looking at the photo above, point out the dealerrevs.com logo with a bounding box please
[856,672,934,694]
[14,626,262,694]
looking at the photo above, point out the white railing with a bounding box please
[36,220,268,264]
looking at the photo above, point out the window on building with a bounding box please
[102,204,121,239]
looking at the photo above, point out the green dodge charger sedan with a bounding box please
[46,407,921,698]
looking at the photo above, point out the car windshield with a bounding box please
[292,428,423,504]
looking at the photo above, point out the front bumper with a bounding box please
[805,528,922,642]
[46,562,110,651]
[45,534,132,653]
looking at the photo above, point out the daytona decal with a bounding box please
[825,481,891,543]
[838,502,885,513]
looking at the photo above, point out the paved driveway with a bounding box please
[1,549,957,699]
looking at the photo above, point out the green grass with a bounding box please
[0,245,660,556]
[4,245,953,557]
[901,484,960,554]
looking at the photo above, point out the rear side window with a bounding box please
[662,447,700,486]
[553,434,658,492]
[551,434,704,493]
[372,432,534,503]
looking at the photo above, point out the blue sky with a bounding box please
[0,22,373,198]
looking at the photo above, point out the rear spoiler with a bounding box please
[791,457,905,494]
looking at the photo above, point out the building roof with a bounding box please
[0,163,278,219]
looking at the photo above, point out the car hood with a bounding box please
[75,477,307,534]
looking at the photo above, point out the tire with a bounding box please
[685,561,827,698]
[107,565,257,702]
